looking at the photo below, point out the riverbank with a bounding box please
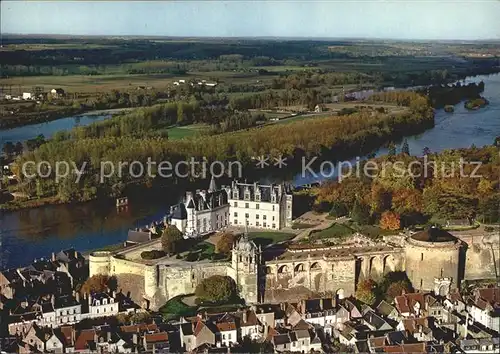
[0,105,134,131]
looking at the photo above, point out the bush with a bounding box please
[195,275,237,304]
[141,250,166,260]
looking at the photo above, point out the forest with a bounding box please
[8,92,434,204]
[311,145,500,226]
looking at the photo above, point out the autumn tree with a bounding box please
[380,211,401,230]
[80,274,117,295]
[195,275,237,303]
[379,271,414,301]
[355,279,378,305]
[215,232,236,254]
[161,225,184,255]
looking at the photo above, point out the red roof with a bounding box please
[216,321,237,332]
[384,343,426,353]
[74,329,96,351]
[144,332,168,343]
[120,323,158,333]
[394,293,426,314]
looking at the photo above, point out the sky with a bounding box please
[1,1,500,41]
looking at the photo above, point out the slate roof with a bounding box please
[186,190,228,211]
[180,322,194,336]
[377,300,397,317]
[170,203,188,220]
[410,227,456,242]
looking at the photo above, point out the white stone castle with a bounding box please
[169,177,293,237]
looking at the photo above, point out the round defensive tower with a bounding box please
[404,227,461,294]
[88,251,112,277]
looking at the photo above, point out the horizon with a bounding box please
[1,1,500,41]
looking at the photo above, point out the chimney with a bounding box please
[51,294,55,307]
[132,333,138,345]
[320,298,324,311]
[88,293,92,306]
[75,292,80,303]
[51,252,56,262]
[107,331,112,342]
[74,250,78,259]
[242,311,247,324]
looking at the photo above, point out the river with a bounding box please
[0,114,111,144]
[1,73,499,269]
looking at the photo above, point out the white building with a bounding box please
[170,177,293,237]
[22,92,33,100]
[467,288,500,332]
[85,292,119,319]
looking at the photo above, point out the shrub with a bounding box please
[141,250,166,260]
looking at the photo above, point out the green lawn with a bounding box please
[167,124,209,139]
[159,295,197,321]
[247,231,295,247]
[309,223,354,241]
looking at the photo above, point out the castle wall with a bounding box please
[404,239,460,291]
[460,235,500,281]
[159,263,229,307]
[262,258,356,303]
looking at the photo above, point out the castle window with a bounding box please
[272,206,275,211]
[263,222,267,228]
[272,216,275,221]
[245,203,249,208]
[256,204,260,209]
[272,223,276,229]
[256,194,260,201]
[263,215,267,220]
[234,219,237,225]
[245,213,249,218]
[256,214,259,219]
[234,212,238,217]
[420,279,423,288]
[256,222,260,227]
[421,253,424,261]
[234,202,238,207]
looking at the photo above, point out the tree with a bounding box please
[195,275,237,303]
[2,142,14,157]
[329,201,348,218]
[401,139,410,155]
[216,232,236,254]
[355,279,378,305]
[350,200,371,225]
[388,143,396,156]
[380,211,401,230]
[161,225,183,255]
[80,274,117,295]
[379,271,414,301]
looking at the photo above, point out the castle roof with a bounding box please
[170,203,187,220]
[410,227,456,243]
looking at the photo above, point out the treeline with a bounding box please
[313,145,500,226]
[424,81,485,108]
[14,94,434,203]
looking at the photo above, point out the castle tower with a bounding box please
[231,223,260,303]
[404,227,461,292]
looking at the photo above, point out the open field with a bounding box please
[166,124,209,139]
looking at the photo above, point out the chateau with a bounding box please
[89,227,500,311]
[169,177,293,237]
